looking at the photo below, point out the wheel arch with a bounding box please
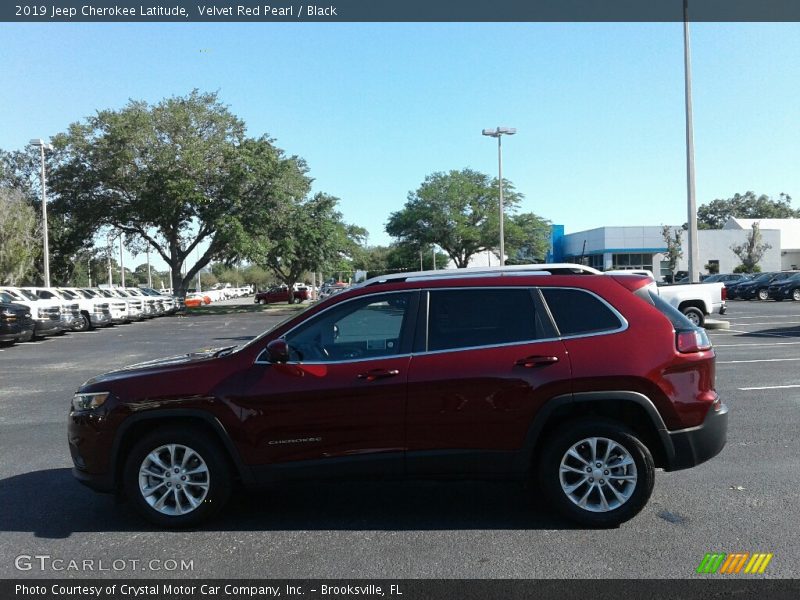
[521,391,675,471]
[110,409,254,493]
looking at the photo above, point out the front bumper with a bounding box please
[34,319,63,336]
[664,402,729,471]
[90,312,112,326]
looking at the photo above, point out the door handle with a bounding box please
[357,369,400,381]
[515,355,559,368]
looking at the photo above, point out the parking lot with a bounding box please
[0,298,798,579]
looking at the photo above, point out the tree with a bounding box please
[504,212,551,264]
[731,221,772,273]
[0,188,40,285]
[697,191,799,229]
[661,225,683,281]
[50,90,308,296]
[243,193,362,302]
[386,168,522,268]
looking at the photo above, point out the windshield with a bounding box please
[0,292,14,304]
[18,289,39,301]
[58,289,77,299]
[115,289,130,297]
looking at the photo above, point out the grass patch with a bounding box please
[184,302,309,317]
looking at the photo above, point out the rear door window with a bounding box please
[426,288,542,351]
[540,288,623,336]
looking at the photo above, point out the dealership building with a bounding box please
[548,218,800,280]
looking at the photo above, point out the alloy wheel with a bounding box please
[138,444,210,516]
[558,437,637,513]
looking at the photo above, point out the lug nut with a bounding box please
[174,468,180,473]
[588,478,594,483]
[166,482,171,487]
[181,476,186,481]
[600,479,605,484]
[596,462,602,468]
[176,484,182,489]
[604,470,609,475]
[586,467,592,473]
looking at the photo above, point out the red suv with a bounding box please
[68,265,727,528]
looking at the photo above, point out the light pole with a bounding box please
[683,0,700,282]
[482,127,516,266]
[118,232,125,287]
[30,139,53,286]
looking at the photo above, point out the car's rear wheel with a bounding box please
[123,428,232,528]
[758,288,769,301]
[258,299,266,305]
[538,419,655,527]
[793,289,800,302]
[681,306,704,327]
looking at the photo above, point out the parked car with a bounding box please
[0,287,63,338]
[610,270,726,327]
[768,272,800,301]
[28,287,96,332]
[69,264,727,528]
[254,286,309,305]
[724,274,755,300]
[737,272,796,300]
[0,291,34,344]
[82,289,130,324]
[58,288,113,330]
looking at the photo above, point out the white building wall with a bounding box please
[672,229,782,275]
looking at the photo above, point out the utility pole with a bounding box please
[118,233,125,287]
[146,246,152,288]
[684,0,700,282]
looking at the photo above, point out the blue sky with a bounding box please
[2,22,799,270]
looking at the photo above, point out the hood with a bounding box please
[79,346,236,389]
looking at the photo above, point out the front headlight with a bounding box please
[1,309,14,318]
[72,392,110,411]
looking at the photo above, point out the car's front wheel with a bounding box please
[123,428,232,528]
[793,289,800,302]
[758,288,770,301]
[538,419,655,527]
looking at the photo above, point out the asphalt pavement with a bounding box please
[0,298,798,579]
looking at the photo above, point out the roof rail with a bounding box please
[358,263,602,287]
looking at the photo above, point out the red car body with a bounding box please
[255,286,309,304]
[69,270,727,527]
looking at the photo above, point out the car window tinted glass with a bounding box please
[427,288,538,351]
[540,288,622,336]
[0,292,13,303]
[285,292,412,362]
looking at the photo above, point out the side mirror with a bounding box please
[266,339,289,363]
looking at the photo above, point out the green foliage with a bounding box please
[704,262,720,275]
[0,188,40,285]
[386,168,522,268]
[49,90,308,296]
[661,225,683,280]
[733,263,761,274]
[697,192,799,230]
[504,212,551,265]
[731,222,771,273]
[242,193,362,302]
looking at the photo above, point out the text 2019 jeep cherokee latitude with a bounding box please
[68,265,728,528]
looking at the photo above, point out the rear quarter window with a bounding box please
[540,288,623,336]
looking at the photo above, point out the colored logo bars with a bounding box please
[696,552,773,574]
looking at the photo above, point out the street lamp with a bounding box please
[683,0,700,282]
[30,138,53,287]
[482,127,516,266]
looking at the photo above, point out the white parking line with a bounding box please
[718,358,800,364]
[722,321,800,326]
[714,341,800,348]
[726,314,800,319]
[739,384,800,391]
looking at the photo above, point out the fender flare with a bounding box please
[517,391,676,471]
[109,408,254,489]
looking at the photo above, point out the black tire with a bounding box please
[123,427,232,528]
[538,419,655,528]
[76,313,92,332]
[17,329,34,343]
[758,288,769,301]
[681,306,705,327]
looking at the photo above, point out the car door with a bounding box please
[229,291,419,480]
[405,287,572,476]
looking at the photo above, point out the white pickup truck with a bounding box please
[606,269,726,327]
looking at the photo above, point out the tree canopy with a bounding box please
[0,188,39,285]
[49,90,309,296]
[697,192,799,230]
[386,168,525,268]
